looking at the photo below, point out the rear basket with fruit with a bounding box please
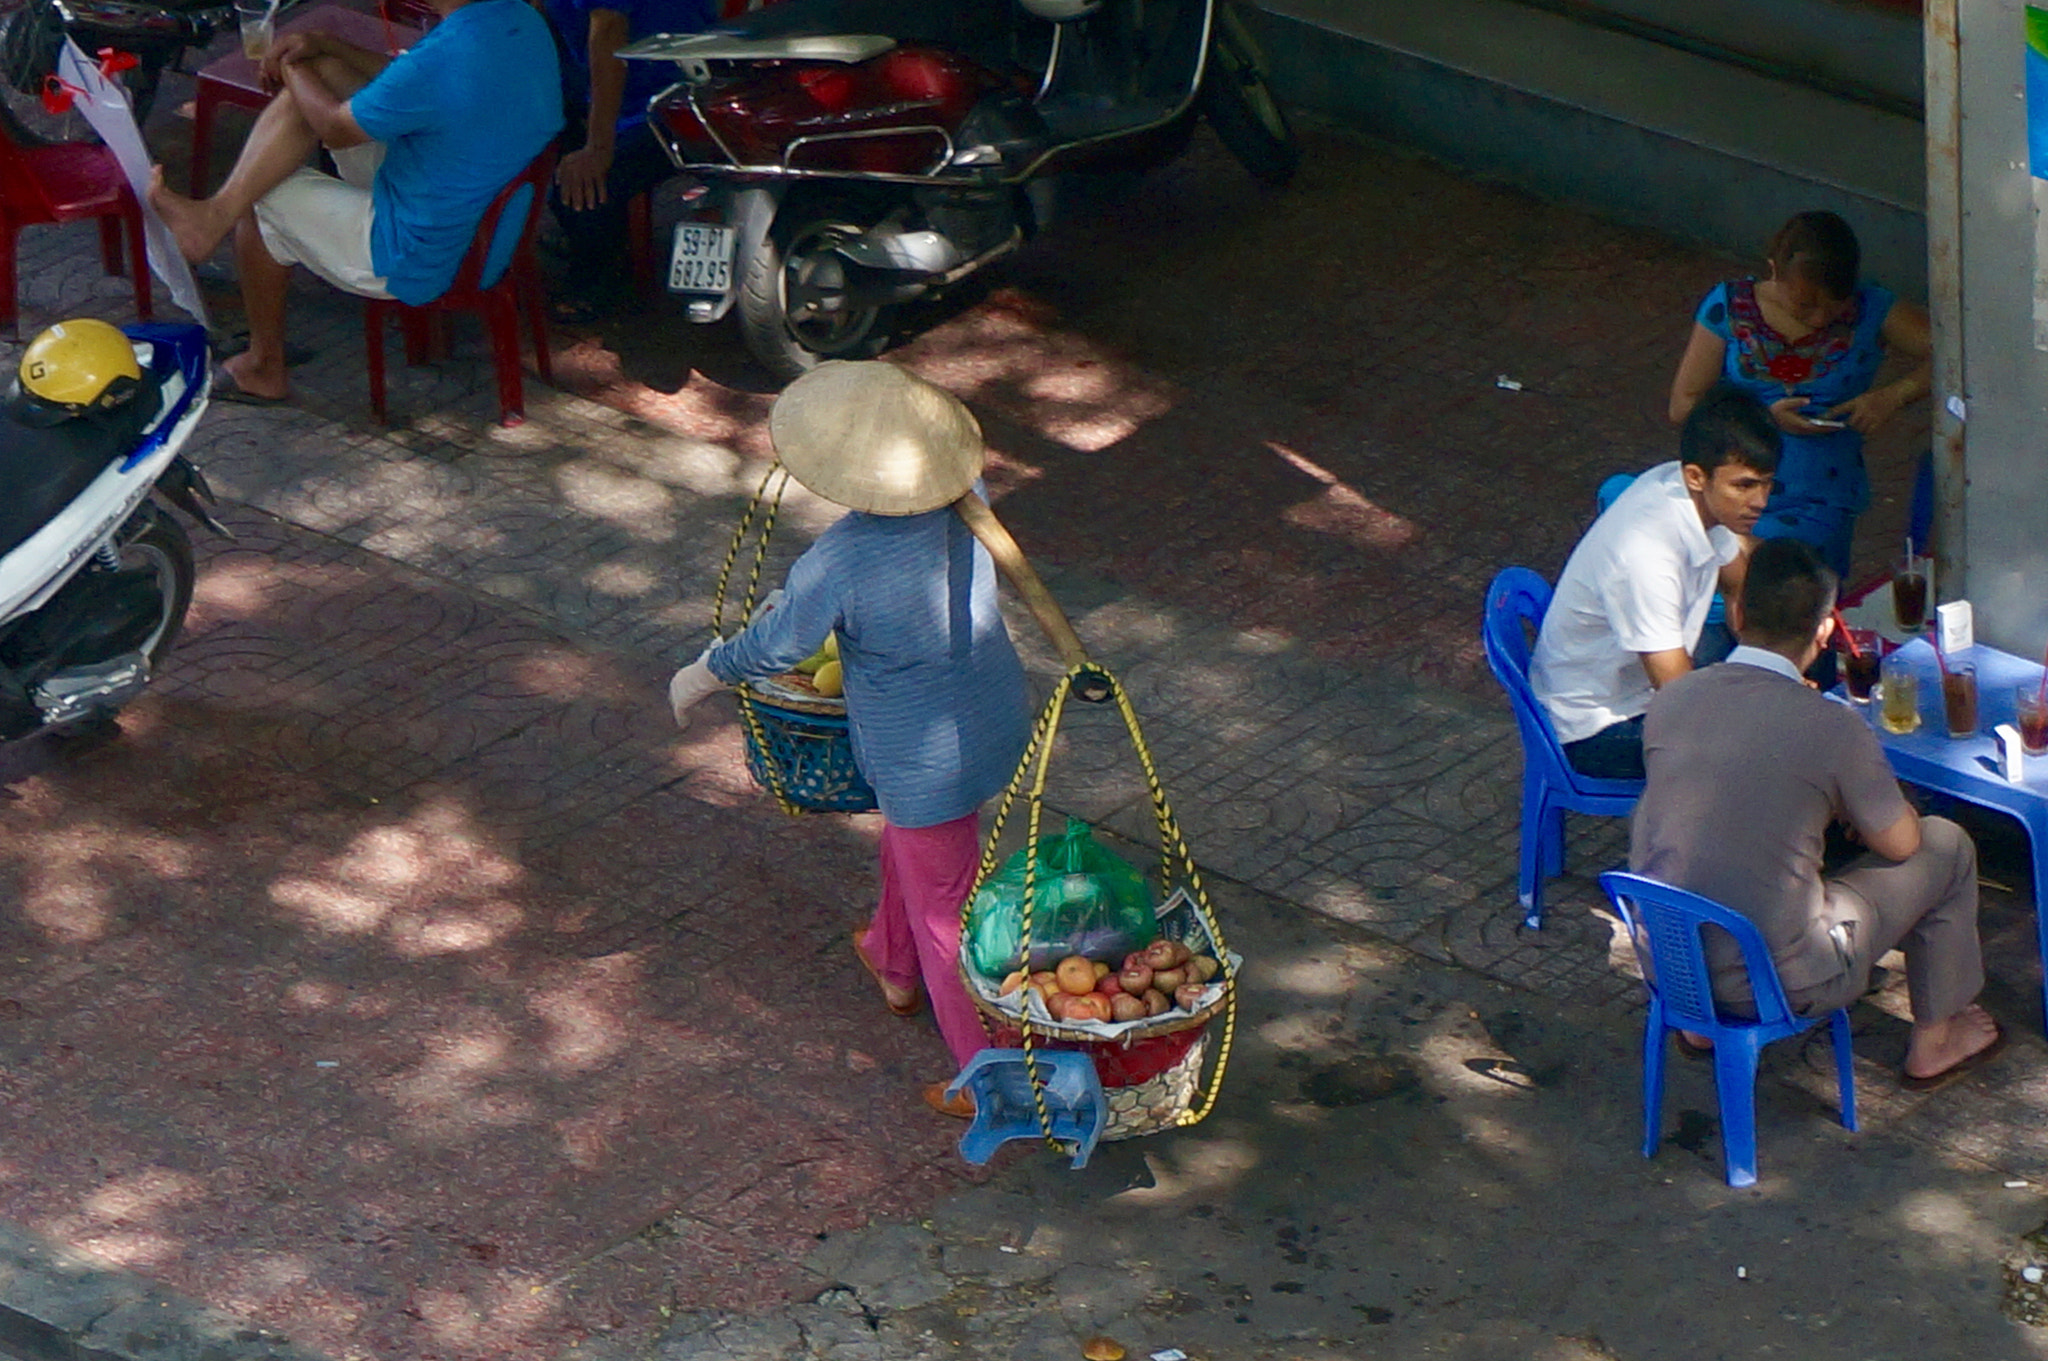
[712,468,879,816]
[957,666,1239,1144]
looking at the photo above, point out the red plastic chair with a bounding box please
[364,149,555,428]
[0,124,151,339]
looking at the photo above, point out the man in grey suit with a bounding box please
[1630,537,2002,1089]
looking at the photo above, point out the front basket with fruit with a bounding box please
[958,665,1238,1142]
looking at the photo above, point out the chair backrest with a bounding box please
[1483,565,1646,798]
[1483,567,1576,763]
[0,118,56,218]
[1598,871,1801,1032]
[442,148,556,301]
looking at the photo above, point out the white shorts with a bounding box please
[252,142,395,300]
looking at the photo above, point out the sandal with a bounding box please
[852,928,923,1018]
[923,1081,973,1118]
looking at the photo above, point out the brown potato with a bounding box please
[1189,954,1221,982]
[1150,966,1187,994]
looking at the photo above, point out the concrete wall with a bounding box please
[1550,0,1924,108]
[1953,0,2048,652]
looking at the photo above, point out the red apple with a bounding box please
[1118,961,1154,994]
[1143,938,1191,970]
[1065,993,1112,1023]
[1096,971,1125,996]
[1174,982,1208,1012]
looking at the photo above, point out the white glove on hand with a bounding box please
[667,653,724,726]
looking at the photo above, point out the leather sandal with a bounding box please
[852,928,923,1018]
[923,1081,973,1118]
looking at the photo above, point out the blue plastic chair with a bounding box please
[946,1049,1106,1169]
[1482,568,1643,928]
[1598,871,1858,1188]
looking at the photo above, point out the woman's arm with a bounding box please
[1668,323,1726,425]
[1826,300,1933,435]
[704,546,841,685]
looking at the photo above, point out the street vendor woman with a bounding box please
[666,362,1033,1119]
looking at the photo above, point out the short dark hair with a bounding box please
[1767,211,1860,300]
[1680,384,1780,476]
[1739,538,1837,652]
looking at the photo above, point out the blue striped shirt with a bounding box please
[704,505,1033,828]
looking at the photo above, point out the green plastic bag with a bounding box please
[967,818,1157,977]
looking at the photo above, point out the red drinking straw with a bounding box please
[1930,625,1951,678]
[1831,607,1861,659]
[2035,644,2047,712]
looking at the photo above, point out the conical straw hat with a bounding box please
[768,361,983,515]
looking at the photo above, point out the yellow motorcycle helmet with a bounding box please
[12,318,144,428]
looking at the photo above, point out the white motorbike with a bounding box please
[0,320,224,738]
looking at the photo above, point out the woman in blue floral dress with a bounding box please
[1668,211,1932,576]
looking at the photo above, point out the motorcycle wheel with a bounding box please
[0,0,163,147]
[119,504,195,673]
[738,205,892,382]
[1200,1,1298,188]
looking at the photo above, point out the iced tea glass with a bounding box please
[2018,686,2048,757]
[1840,629,1880,704]
[1942,660,1978,739]
[1878,655,1920,735]
[1892,556,1929,633]
[235,0,272,59]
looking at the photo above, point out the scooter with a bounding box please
[0,321,225,740]
[622,0,1296,379]
[0,0,267,142]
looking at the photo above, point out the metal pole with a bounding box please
[1924,0,1966,600]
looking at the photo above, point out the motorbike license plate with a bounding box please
[669,223,735,296]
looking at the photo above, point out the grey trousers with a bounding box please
[1790,816,1984,1023]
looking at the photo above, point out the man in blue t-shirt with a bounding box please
[545,0,714,322]
[149,0,561,403]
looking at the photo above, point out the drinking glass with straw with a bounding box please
[1835,606,1878,704]
[1893,536,1929,633]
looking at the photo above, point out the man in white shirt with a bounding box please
[1530,385,1778,779]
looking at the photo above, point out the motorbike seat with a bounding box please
[0,382,159,562]
[624,32,895,65]
[691,0,1031,77]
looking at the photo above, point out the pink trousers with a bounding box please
[864,812,986,1069]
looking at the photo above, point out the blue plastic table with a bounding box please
[1853,637,2048,1025]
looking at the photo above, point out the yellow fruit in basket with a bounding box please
[812,660,844,697]
[793,651,828,676]
[822,632,840,659]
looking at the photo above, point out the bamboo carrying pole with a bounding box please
[951,490,1112,701]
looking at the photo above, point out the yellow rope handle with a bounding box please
[711,466,805,817]
[961,661,1239,1144]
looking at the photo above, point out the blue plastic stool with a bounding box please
[946,1049,1107,1169]
[1599,871,1858,1188]
[1482,569,1643,927]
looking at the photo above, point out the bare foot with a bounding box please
[220,351,289,402]
[147,165,229,263]
[1904,1003,2001,1081]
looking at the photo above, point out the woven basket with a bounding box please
[737,688,877,814]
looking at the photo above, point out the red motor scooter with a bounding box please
[622,0,1294,379]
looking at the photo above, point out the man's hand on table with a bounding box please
[259,32,328,92]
